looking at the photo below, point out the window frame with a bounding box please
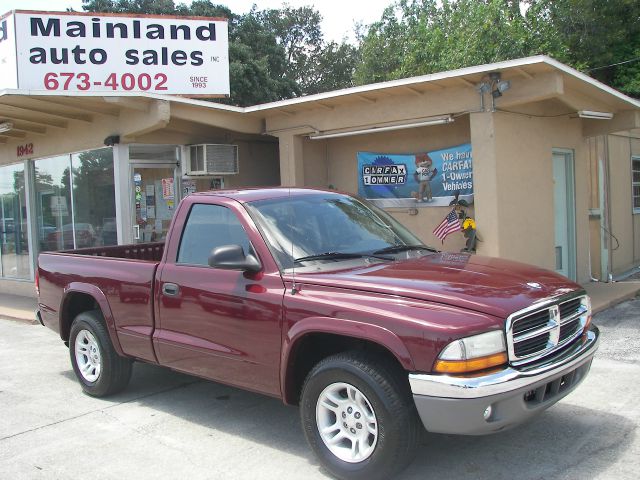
[0,161,31,280]
[633,156,640,214]
[176,202,254,269]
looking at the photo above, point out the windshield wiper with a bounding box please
[294,251,393,263]
[373,244,438,255]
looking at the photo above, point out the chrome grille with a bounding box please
[506,294,591,366]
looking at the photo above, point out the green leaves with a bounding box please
[530,0,640,97]
[356,0,541,83]
[356,0,640,98]
[81,0,639,102]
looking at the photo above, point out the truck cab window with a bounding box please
[177,204,252,266]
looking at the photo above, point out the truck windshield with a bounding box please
[246,192,432,270]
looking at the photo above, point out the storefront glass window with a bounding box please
[71,149,117,248]
[34,155,73,252]
[0,163,30,279]
[35,148,116,252]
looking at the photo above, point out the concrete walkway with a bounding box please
[583,280,640,314]
[0,293,37,323]
[1,280,638,323]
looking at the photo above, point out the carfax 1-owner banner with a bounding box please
[357,143,473,207]
[0,10,229,95]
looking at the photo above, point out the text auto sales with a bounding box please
[27,17,217,66]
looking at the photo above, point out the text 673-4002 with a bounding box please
[43,72,168,91]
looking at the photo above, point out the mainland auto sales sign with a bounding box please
[0,10,230,95]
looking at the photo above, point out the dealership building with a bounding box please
[0,11,639,296]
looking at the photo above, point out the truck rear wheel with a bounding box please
[300,351,421,480]
[69,310,132,397]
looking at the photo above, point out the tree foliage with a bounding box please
[80,0,640,101]
[356,0,640,97]
[356,1,543,84]
[528,0,640,97]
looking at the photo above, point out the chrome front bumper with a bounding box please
[408,326,599,435]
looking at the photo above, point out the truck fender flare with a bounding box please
[281,317,415,400]
[60,282,125,356]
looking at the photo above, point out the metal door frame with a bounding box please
[553,148,577,280]
[128,162,181,244]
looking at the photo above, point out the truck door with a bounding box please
[154,201,285,397]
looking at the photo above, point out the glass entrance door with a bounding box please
[131,165,178,244]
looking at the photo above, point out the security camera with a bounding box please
[104,135,120,146]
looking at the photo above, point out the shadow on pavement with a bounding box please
[401,404,635,479]
[58,360,634,480]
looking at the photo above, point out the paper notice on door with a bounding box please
[162,178,174,199]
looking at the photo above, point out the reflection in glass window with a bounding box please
[247,193,424,270]
[0,163,30,279]
[71,149,117,248]
[34,155,73,252]
[178,204,252,266]
[35,148,116,252]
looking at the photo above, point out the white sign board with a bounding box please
[0,12,18,89]
[1,10,229,95]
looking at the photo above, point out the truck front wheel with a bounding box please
[69,310,132,397]
[300,351,421,480]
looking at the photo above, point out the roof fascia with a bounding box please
[2,55,638,116]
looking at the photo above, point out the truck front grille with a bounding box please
[506,294,590,366]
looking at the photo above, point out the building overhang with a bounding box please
[246,56,640,139]
[0,90,263,151]
[0,55,638,153]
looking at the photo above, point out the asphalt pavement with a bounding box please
[0,300,639,480]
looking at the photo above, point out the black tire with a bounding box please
[69,310,132,397]
[300,351,421,480]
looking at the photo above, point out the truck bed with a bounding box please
[37,242,164,363]
[59,241,165,262]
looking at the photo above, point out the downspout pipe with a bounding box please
[599,135,613,282]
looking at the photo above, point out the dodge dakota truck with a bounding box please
[37,188,599,480]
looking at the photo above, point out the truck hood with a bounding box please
[293,252,582,319]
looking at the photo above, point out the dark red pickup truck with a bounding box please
[37,188,599,480]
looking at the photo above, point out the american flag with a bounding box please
[433,209,462,242]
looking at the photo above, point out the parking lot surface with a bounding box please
[1,300,639,479]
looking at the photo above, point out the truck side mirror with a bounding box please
[208,244,262,273]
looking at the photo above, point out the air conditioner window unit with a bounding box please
[187,144,239,175]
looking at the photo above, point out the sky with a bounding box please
[0,0,393,43]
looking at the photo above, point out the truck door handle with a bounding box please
[162,283,180,296]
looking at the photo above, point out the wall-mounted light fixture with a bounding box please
[476,73,512,112]
[308,116,454,140]
[488,72,511,110]
[577,110,614,120]
[0,122,14,134]
[491,79,511,98]
[103,135,121,146]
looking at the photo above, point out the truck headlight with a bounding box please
[434,330,507,374]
